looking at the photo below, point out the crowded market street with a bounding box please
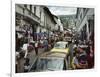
[15,4,94,73]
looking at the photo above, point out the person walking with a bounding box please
[24,58,30,72]
[43,37,48,52]
[34,41,38,55]
[72,50,88,69]
[68,40,74,68]
[87,45,94,68]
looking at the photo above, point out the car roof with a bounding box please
[39,52,67,59]
[56,41,68,44]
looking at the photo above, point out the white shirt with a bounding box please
[35,42,38,47]
[22,44,29,50]
[22,43,29,58]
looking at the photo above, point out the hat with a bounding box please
[79,55,87,64]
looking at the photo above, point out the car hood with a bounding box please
[51,48,69,54]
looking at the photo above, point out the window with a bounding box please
[23,8,24,14]
[36,58,64,71]
[34,6,36,15]
[30,5,32,12]
[40,11,41,20]
[28,5,32,15]
[24,4,27,8]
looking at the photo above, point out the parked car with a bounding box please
[50,41,70,68]
[50,41,69,55]
[29,51,69,72]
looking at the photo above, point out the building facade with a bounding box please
[76,8,94,41]
[59,15,76,30]
[15,4,57,41]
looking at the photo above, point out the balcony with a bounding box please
[24,9,40,24]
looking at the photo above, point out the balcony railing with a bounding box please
[16,4,40,24]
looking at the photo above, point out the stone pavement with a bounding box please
[17,47,45,73]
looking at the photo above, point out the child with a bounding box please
[24,58,30,72]
[72,50,80,69]
[78,54,88,69]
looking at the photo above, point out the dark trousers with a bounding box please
[35,47,38,55]
[16,64,18,73]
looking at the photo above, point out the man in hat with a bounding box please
[72,46,88,69]
[78,46,88,69]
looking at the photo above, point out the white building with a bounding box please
[53,15,64,32]
[15,4,57,40]
[43,7,56,33]
[76,8,94,41]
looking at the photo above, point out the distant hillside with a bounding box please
[58,14,76,29]
[58,14,76,18]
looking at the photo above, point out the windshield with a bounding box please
[54,43,67,49]
[36,58,64,71]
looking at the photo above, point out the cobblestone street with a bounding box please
[15,4,94,73]
[17,48,45,73]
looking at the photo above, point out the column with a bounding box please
[86,21,89,41]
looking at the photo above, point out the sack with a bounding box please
[35,43,38,47]
[78,55,87,64]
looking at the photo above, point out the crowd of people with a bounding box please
[71,39,94,69]
[15,29,94,72]
[15,31,57,72]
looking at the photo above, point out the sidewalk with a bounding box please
[29,48,45,65]
[17,47,45,73]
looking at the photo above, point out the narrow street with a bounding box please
[16,42,75,72]
[15,4,94,73]
[17,48,45,73]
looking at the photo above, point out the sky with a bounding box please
[48,6,77,15]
